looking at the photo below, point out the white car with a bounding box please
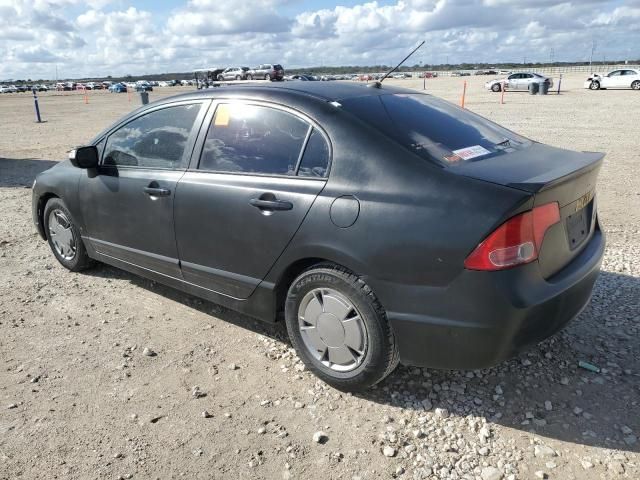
[485,72,553,92]
[0,85,18,93]
[584,69,640,90]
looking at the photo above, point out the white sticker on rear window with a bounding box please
[451,145,491,160]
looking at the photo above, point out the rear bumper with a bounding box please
[379,227,605,369]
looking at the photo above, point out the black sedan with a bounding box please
[32,82,605,390]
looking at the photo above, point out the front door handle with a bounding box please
[250,198,293,211]
[144,186,171,197]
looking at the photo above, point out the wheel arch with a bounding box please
[36,192,60,240]
[273,256,361,320]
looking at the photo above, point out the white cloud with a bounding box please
[0,0,639,80]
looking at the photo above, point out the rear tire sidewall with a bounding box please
[265,74,271,81]
[285,267,397,391]
[632,81,640,90]
[44,198,91,272]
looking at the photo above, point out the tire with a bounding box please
[284,265,399,391]
[632,80,640,90]
[43,198,94,272]
[235,75,241,80]
[491,83,501,92]
[589,81,600,90]
[246,74,253,80]
[217,75,224,81]
[264,74,271,81]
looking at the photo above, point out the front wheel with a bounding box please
[589,80,600,90]
[246,74,253,80]
[284,265,399,391]
[632,80,640,90]
[44,198,94,271]
[491,83,501,92]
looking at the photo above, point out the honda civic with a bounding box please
[32,82,605,390]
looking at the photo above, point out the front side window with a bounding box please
[609,71,622,77]
[103,104,201,169]
[199,103,309,175]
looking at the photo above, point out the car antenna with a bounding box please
[369,40,426,88]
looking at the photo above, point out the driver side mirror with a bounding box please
[69,146,99,169]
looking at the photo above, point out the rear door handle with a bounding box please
[144,187,171,197]
[250,198,293,211]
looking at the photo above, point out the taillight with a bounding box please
[464,202,560,271]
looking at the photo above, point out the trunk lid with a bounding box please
[453,142,604,278]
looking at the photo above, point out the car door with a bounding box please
[506,74,520,89]
[603,70,623,88]
[174,101,331,299]
[519,73,533,89]
[78,100,208,277]
[623,70,639,87]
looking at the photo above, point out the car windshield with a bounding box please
[341,93,531,166]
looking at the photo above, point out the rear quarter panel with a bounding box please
[264,107,532,311]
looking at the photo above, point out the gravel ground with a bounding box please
[1,75,638,479]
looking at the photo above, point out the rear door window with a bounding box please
[341,93,531,166]
[199,103,309,175]
[297,129,330,178]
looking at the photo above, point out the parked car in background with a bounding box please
[422,72,438,78]
[0,85,18,93]
[33,82,604,391]
[109,83,127,93]
[247,64,284,81]
[585,69,640,90]
[288,74,317,81]
[135,81,153,92]
[217,67,250,81]
[485,72,553,92]
[16,85,28,92]
[37,84,49,92]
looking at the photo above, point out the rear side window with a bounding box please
[199,103,309,175]
[298,129,329,178]
[103,104,201,169]
[341,94,531,166]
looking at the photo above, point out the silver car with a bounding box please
[485,72,553,92]
[217,67,250,81]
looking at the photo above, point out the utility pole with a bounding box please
[589,39,597,71]
[550,47,555,65]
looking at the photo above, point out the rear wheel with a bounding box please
[246,74,253,80]
[589,80,600,90]
[44,198,93,272]
[632,80,640,90]
[235,75,241,80]
[284,265,399,391]
[491,83,501,92]
[217,75,224,81]
[264,73,271,81]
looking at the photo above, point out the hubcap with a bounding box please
[48,209,76,261]
[298,288,367,372]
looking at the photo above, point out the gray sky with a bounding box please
[1,0,638,80]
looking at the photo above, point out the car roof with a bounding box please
[161,81,416,104]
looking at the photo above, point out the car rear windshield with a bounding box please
[341,93,531,166]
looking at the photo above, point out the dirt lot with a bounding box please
[1,75,638,480]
